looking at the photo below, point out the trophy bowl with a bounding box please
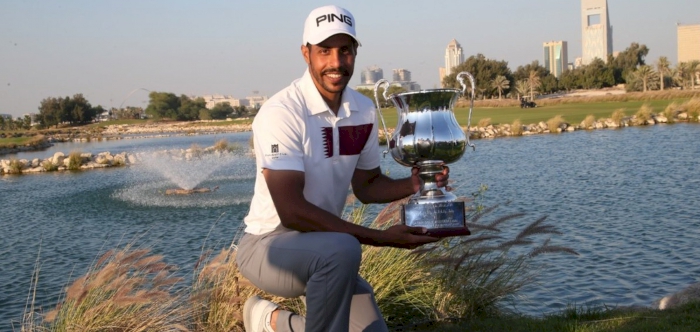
[374,72,476,237]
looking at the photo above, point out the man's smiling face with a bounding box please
[302,33,357,105]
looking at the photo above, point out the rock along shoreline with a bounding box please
[1,111,698,175]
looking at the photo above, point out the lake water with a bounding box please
[1,125,700,329]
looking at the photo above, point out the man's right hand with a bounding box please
[379,224,440,249]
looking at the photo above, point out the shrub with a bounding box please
[634,104,654,125]
[214,139,229,152]
[42,160,58,172]
[546,115,566,133]
[477,118,492,128]
[189,144,204,158]
[581,115,596,129]
[611,109,627,126]
[685,98,700,122]
[8,159,23,174]
[67,151,83,170]
[191,248,304,331]
[511,119,523,136]
[663,102,678,123]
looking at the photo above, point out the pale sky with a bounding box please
[1,0,699,118]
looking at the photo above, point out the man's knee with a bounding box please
[323,233,362,272]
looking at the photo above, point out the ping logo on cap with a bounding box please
[315,13,353,27]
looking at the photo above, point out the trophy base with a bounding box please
[401,200,470,238]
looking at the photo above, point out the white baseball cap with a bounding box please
[302,5,361,46]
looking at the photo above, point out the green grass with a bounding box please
[181,119,254,127]
[0,135,45,149]
[86,119,149,127]
[378,99,692,129]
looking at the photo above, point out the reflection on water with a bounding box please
[1,125,700,327]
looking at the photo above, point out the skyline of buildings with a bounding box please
[543,41,569,78]
[176,1,697,109]
[439,39,464,85]
[581,0,613,65]
[677,24,700,64]
[361,65,384,85]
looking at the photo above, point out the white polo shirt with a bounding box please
[243,69,380,235]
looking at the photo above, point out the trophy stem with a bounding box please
[411,160,456,203]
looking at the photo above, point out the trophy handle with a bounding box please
[456,72,476,151]
[373,79,391,157]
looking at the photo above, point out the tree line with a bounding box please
[3,92,256,131]
[439,42,700,101]
[143,92,252,121]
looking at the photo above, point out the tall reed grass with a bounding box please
[24,190,576,330]
[23,247,190,331]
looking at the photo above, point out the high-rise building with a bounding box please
[392,69,411,82]
[678,24,700,63]
[581,0,613,65]
[543,41,569,78]
[360,66,383,84]
[443,39,464,77]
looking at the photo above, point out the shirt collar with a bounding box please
[300,69,357,118]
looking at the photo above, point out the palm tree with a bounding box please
[674,63,687,89]
[491,75,510,100]
[528,70,541,101]
[656,56,671,91]
[690,60,700,89]
[636,65,655,92]
[515,80,530,100]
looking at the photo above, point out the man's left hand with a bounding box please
[411,166,451,193]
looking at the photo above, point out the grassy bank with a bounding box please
[0,135,45,149]
[378,98,695,131]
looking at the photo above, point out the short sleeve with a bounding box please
[252,103,305,172]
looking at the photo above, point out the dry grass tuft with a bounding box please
[546,115,566,133]
[663,102,679,123]
[41,160,57,172]
[477,118,492,128]
[581,115,596,129]
[634,104,654,125]
[213,139,229,152]
[8,158,23,174]
[611,109,627,126]
[67,151,82,170]
[684,98,700,122]
[25,247,191,331]
[191,248,304,331]
[510,119,523,136]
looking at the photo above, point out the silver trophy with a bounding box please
[374,72,476,237]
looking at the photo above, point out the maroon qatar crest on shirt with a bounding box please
[321,123,373,158]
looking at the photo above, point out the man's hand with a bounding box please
[410,166,451,193]
[379,224,440,249]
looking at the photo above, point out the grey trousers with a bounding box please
[236,226,388,332]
